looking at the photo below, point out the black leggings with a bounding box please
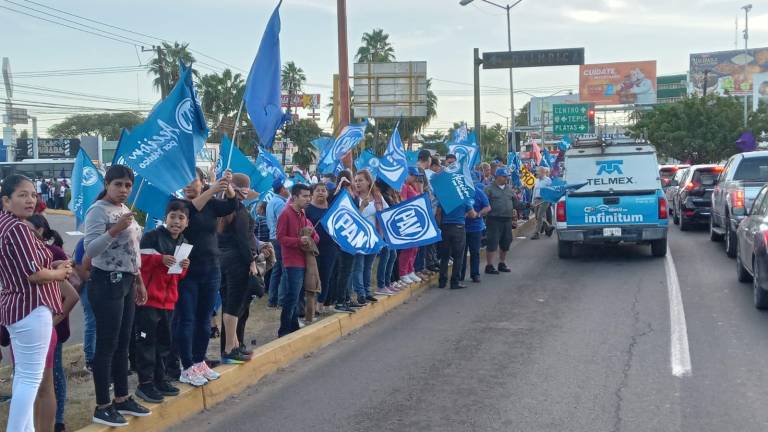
[89,268,135,406]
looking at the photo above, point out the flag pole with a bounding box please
[130,177,145,212]
[226,99,246,172]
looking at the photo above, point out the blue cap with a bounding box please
[408,166,421,176]
[272,179,284,193]
[325,181,336,191]
[495,167,510,177]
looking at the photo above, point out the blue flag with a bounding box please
[540,178,587,203]
[428,170,475,214]
[291,172,310,185]
[449,142,479,171]
[378,126,408,191]
[406,151,419,167]
[354,149,380,178]
[255,149,286,185]
[69,148,104,228]
[333,160,345,176]
[118,65,207,196]
[558,135,572,152]
[216,135,271,194]
[453,122,469,143]
[318,122,367,174]
[311,136,333,152]
[244,1,286,149]
[377,193,441,250]
[320,189,385,255]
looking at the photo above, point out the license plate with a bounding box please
[603,227,622,237]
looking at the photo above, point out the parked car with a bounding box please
[659,164,690,190]
[666,167,689,221]
[735,184,768,309]
[711,151,768,257]
[672,164,722,230]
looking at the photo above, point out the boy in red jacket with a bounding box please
[134,200,190,404]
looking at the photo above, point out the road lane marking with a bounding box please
[665,248,692,377]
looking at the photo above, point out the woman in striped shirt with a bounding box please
[0,174,70,432]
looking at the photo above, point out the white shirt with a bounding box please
[533,176,551,200]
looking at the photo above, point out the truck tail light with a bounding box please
[732,189,745,209]
[685,181,696,190]
[556,201,566,223]
[659,197,668,219]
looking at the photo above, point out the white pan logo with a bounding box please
[176,98,195,134]
[81,167,99,187]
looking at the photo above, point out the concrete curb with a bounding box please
[45,209,74,216]
[74,218,537,432]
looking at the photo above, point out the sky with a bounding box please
[2,0,768,138]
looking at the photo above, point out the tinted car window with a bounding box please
[751,188,768,216]
[692,168,720,186]
[734,157,768,182]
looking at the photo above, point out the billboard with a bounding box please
[353,61,427,118]
[528,94,580,127]
[690,48,768,97]
[579,61,657,105]
[755,72,768,111]
[15,138,80,160]
[280,94,320,109]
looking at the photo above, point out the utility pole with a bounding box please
[143,46,168,99]
[337,0,353,168]
[473,48,482,149]
[283,81,293,167]
[743,4,752,127]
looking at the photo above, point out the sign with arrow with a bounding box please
[553,103,591,135]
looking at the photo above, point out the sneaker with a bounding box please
[400,274,415,283]
[179,366,208,387]
[222,347,250,365]
[114,396,151,417]
[388,284,402,292]
[298,320,307,329]
[334,303,354,313]
[546,226,555,237]
[529,233,540,240]
[375,288,394,296]
[408,272,422,282]
[365,295,379,302]
[471,276,481,283]
[155,380,180,396]
[485,265,499,275]
[238,344,253,357]
[348,301,364,309]
[195,361,220,381]
[135,383,164,404]
[93,404,128,427]
[497,263,511,273]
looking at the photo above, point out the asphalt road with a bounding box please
[167,224,768,432]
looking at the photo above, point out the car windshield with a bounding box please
[733,157,768,182]
[693,168,720,186]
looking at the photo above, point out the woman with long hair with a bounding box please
[0,175,69,432]
[331,171,359,312]
[305,182,338,315]
[352,170,385,305]
[83,164,149,426]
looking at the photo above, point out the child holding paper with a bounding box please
[134,199,191,404]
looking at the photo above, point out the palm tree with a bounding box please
[147,41,197,96]
[355,28,396,63]
[281,61,306,94]
[197,69,245,135]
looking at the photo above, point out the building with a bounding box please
[657,74,688,104]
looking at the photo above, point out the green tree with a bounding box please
[48,112,144,140]
[286,118,323,170]
[148,41,197,95]
[197,69,245,141]
[281,61,306,94]
[516,101,529,127]
[355,28,396,63]
[421,130,448,155]
[480,123,507,162]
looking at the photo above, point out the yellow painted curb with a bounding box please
[45,209,74,216]
[72,217,536,432]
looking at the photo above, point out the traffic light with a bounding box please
[587,105,596,132]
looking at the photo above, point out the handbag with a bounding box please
[248,272,265,298]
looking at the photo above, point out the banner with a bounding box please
[320,189,385,255]
[520,165,536,189]
[69,148,103,228]
[317,122,367,174]
[118,64,207,196]
[579,61,657,105]
[377,193,441,250]
[754,72,768,111]
[690,48,768,97]
[378,126,408,191]
[255,148,286,184]
[428,170,475,213]
[216,135,272,195]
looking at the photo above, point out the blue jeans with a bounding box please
[268,240,285,306]
[174,264,220,369]
[462,230,483,280]
[415,246,426,272]
[377,248,397,289]
[80,283,96,363]
[352,254,376,299]
[53,342,66,423]
[278,267,306,337]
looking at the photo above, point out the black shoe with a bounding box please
[546,226,555,237]
[348,301,364,309]
[365,295,379,302]
[438,280,447,289]
[155,380,180,396]
[497,263,511,272]
[238,344,253,356]
[334,303,355,313]
[54,423,66,432]
[485,265,499,275]
[222,347,251,365]
[114,396,151,417]
[93,404,128,427]
[471,276,481,283]
[451,283,468,290]
[135,383,164,404]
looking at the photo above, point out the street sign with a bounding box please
[352,61,428,118]
[482,48,584,70]
[553,103,591,134]
[2,107,28,125]
[281,94,320,109]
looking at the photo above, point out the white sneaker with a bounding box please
[180,366,208,387]
[195,361,220,381]
[408,272,422,282]
[400,274,414,283]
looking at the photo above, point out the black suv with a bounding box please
[672,164,722,231]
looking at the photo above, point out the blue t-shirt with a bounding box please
[442,203,471,225]
[73,238,85,265]
[465,186,489,233]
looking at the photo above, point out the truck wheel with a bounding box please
[725,220,737,258]
[679,213,689,231]
[558,240,573,259]
[754,259,768,310]
[710,216,723,242]
[651,238,667,257]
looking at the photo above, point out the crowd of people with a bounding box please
[0,148,553,430]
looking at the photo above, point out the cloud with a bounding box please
[561,9,616,23]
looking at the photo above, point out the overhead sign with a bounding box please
[15,138,80,159]
[690,48,768,97]
[353,61,427,118]
[579,61,657,105]
[553,103,591,134]
[280,93,320,109]
[529,94,580,127]
[482,48,585,69]
[2,107,28,125]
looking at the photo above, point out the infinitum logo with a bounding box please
[584,205,644,223]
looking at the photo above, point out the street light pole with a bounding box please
[743,4,752,128]
[486,111,510,130]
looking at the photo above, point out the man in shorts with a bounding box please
[484,167,525,274]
